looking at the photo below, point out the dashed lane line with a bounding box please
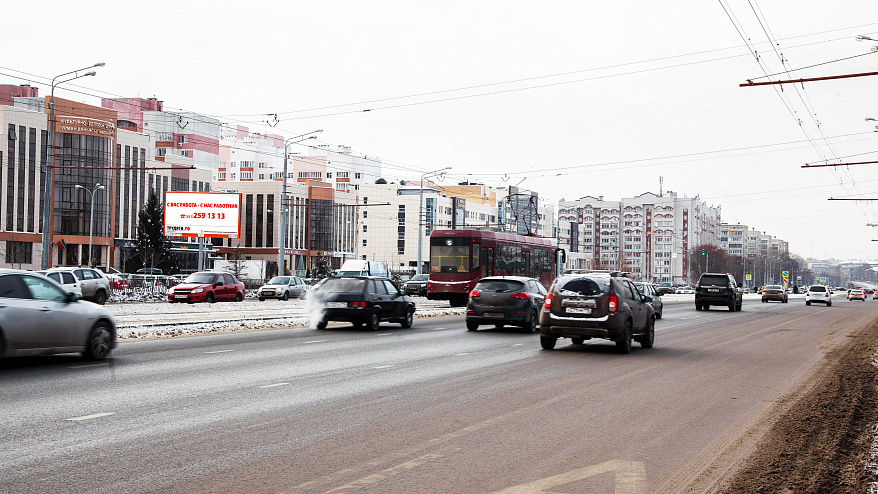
[66,412,115,422]
[258,382,290,389]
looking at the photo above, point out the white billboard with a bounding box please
[163,192,242,238]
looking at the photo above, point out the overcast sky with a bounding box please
[6,1,878,260]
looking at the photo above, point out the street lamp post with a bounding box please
[417,167,451,275]
[277,130,322,276]
[40,63,104,270]
[75,183,106,267]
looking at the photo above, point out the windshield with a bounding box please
[558,277,610,296]
[410,274,429,282]
[475,280,526,293]
[430,237,470,274]
[699,275,729,287]
[268,277,290,285]
[184,273,217,284]
[320,278,367,293]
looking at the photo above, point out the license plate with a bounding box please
[708,288,719,292]
[175,294,188,299]
[484,312,504,318]
[567,307,592,314]
[327,302,347,308]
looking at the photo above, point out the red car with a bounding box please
[168,272,245,303]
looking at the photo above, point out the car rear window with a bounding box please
[321,278,367,293]
[699,275,729,286]
[475,280,526,292]
[810,286,826,292]
[557,277,609,296]
[765,285,782,290]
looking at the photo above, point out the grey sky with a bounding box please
[6,0,878,260]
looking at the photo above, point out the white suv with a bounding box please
[45,267,111,305]
[804,285,832,306]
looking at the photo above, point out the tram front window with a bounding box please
[430,238,471,273]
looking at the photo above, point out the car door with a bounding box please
[382,279,405,318]
[74,269,96,299]
[369,279,391,319]
[17,274,85,349]
[528,280,546,311]
[0,274,45,351]
[624,280,648,330]
[292,277,305,298]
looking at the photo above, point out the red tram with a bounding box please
[426,229,559,307]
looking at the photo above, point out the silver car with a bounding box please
[44,267,111,305]
[258,276,307,301]
[0,270,117,360]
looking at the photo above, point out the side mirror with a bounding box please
[643,296,652,303]
[66,292,81,303]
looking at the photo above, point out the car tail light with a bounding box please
[347,301,367,308]
[469,290,481,298]
[825,293,830,298]
[544,293,553,310]
[609,295,617,312]
[510,291,530,300]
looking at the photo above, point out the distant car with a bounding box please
[656,282,675,295]
[805,285,832,306]
[167,272,245,303]
[137,268,163,275]
[258,276,306,301]
[675,286,695,294]
[44,267,111,305]
[403,274,429,297]
[312,276,415,330]
[874,291,878,300]
[539,270,655,353]
[695,273,742,311]
[761,285,788,303]
[0,269,116,360]
[466,276,546,332]
[848,289,866,301]
[634,282,664,319]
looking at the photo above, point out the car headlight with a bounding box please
[276,288,283,293]
[192,287,204,293]
[168,288,175,294]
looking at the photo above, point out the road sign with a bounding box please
[820,276,827,283]
[745,274,752,281]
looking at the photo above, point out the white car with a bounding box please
[804,285,832,306]
[848,289,866,301]
[675,286,695,294]
[257,276,307,301]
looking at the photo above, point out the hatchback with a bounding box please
[466,276,546,332]
[167,272,245,303]
[761,285,788,303]
[313,276,415,330]
[539,271,655,354]
[0,269,116,360]
[258,276,306,301]
[804,285,832,306]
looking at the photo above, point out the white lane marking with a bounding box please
[453,352,471,356]
[204,350,234,354]
[258,382,290,389]
[492,460,646,493]
[373,365,395,369]
[436,327,447,330]
[376,333,392,336]
[323,453,444,492]
[69,363,109,369]
[66,412,115,422]
[303,340,324,344]
[512,343,525,347]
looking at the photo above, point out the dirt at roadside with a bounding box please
[717,317,878,493]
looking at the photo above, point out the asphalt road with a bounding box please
[2,294,875,493]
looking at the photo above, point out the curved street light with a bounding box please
[40,62,104,269]
[417,166,451,274]
[277,130,322,275]
[75,183,106,267]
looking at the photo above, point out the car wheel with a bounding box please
[655,308,662,320]
[466,321,479,331]
[258,297,265,301]
[525,310,538,333]
[316,321,328,330]
[728,300,735,311]
[401,308,414,329]
[352,321,363,328]
[205,293,215,304]
[94,290,107,305]
[365,310,380,331]
[639,317,655,349]
[616,321,632,354]
[737,302,742,311]
[281,292,289,301]
[571,338,584,345]
[761,298,766,303]
[83,322,112,361]
[828,301,832,307]
[540,335,557,350]
[235,293,243,302]
[494,323,505,329]
[695,304,702,311]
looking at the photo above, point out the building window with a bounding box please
[355,173,361,179]
[178,135,188,144]
[5,241,32,265]
[326,172,332,179]
[218,172,226,180]
[337,171,349,178]
[363,239,367,246]
[363,225,367,232]
[363,210,367,218]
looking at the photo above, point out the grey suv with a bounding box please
[539,271,655,354]
[45,267,111,305]
[695,272,742,311]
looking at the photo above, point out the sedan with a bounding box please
[848,290,866,301]
[167,272,245,303]
[258,276,306,301]
[466,276,546,332]
[761,285,788,303]
[675,286,695,294]
[313,276,415,330]
[0,269,116,361]
[634,282,664,319]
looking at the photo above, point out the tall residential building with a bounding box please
[558,191,721,284]
[217,126,285,182]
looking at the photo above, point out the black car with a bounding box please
[465,276,546,332]
[313,276,416,330]
[539,271,655,354]
[403,274,429,296]
[695,272,743,311]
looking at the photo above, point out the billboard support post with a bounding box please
[197,231,204,272]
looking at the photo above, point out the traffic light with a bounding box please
[701,249,705,256]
